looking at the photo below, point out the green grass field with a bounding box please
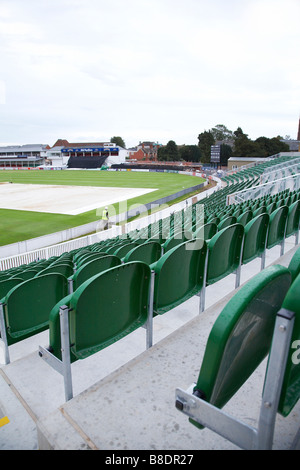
[0,170,205,246]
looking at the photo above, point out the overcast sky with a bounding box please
[0,0,299,149]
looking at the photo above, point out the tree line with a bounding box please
[157,124,290,165]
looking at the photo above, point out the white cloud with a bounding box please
[0,0,299,148]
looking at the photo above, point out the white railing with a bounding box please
[0,179,221,271]
[260,159,300,184]
[226,173,300,205]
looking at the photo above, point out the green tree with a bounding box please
[210,124,234,142]
[198,131,215,163]
[110,136,126,148]
[220,144,233,166]
[157,146,167,161]
[157,140,180,161]
[179,145,201,162]
[232,127,263,157]
[232,128,290,158]
[233,127,247,139]
[255,136,290,156]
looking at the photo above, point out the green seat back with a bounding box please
[0,278,23,301]
[113,242,137,258]
[191,265,291,425]
[36,264,74,278]
[3,273,68,345]
[49,262,151,362]
[252,205,267,218]
[71,255,122,290]
[104,243,124,254]
[285,200,300,238]
[50,258,73,267]
[267,206,289,249]
[11,269,39,281]
[217,216,237,231]
[134,237,149,245]
[288,246,300,282]
[147,234,167,245]
[162,235,188,254]
[194,223,218,241]
[73,249,91,262]
[47,256,59,262]
[74,252,94,265]
[76,252,109,269]
[91,248,111,255]
[266,202,277,214]
[232,207,243,218]
[242,213,269,264]
[207,216,220,225]
[28,265,49,273]
[236,210,253,226]
[277,273,300,416]
[123,241,162,264]
[206,224,244,285]
[152,240,207,315]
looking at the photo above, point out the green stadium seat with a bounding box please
[252,205,267,218]
[193,222,218,241]
[207,216,220,225]
[75,252,109,269]
[151,239,207,316]
[0,273,10,281]
[266,206,289,257]
[68,255,122,293]
[242,213,269,269]
[287,246,300,282]
[201,224,244,311]
[113,242,138,258]
[266,202,277,214]
[236,210,253,226]
[162,234,188,254]
[36,263,74,278]
[276,198,286,208]
[11,269,39,281]
[39,262,153,401]
[175,265,299,449]
[104,242,125,255]
[285,200,300,245]
[277,272,300,418]
[0,278,23,301]
[0,273,68,364]
[123,241,162,265]
[73,249,91,262]
[217,216,237,231]
[231,207,243,218]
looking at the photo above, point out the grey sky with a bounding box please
[0,0,299,149]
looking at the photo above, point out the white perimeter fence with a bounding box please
[0,177,221,270]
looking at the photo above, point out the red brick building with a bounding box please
[129,141,162,161]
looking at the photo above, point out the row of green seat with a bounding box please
[1,205,299,367]
[123,187,300,246]
[1,188,296,291]
[0,182,299,345]
[0,156,296,282]
[0,155,299,411]
[37,240,300,404]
